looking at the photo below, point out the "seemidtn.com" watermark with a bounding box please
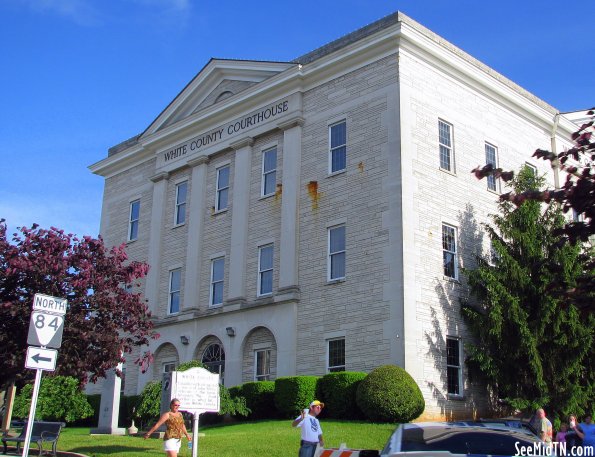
[515,442,594,456]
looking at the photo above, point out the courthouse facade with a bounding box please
[89,12,577,419]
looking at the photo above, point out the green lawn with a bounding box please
[52,420,395,457]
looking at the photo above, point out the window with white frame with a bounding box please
[254,349,271,381]
[525,162,537,176]
[163,361,176,374]
[485,143,498,192]
[261,147,277,197]
[442,224,458,279]
[210,257,224,306]
[329,120,347,173]
[175,181,187,225]
[258,244,274,296]
[328,225,346,281]
[128,199,140,241]
[215,165,230,211]
[327,338,345,372]
[446,337,462,396]
[438,120,454,172]
[168,268,181,314]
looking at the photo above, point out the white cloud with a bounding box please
[130,0,190,11]
[15,0,102,25]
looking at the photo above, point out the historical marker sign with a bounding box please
[171,367,220,413]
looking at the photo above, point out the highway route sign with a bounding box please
[32,293,67,316]
[27,311,65,348]
[27,293,67,349]
[25,347,58,371]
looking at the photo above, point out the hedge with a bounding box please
[274,376,318,418]
[317,371,367,419]
[242,381,276,419]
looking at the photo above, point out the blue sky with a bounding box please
[1,0,593,240]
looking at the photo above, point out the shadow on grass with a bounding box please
[69,445,150,455]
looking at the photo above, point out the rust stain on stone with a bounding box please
[275,183,283,200]
[307,181,320,210]
[358,161,365,173]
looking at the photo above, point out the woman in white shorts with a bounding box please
[144,398,192,457]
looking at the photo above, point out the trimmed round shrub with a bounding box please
[356,365,424,423]
[274,376,318,418]
[242,381,276,419]
[317,371,367,419]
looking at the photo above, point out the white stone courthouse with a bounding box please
[88,12,578,420]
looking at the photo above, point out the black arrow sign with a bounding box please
[32,353,52,363]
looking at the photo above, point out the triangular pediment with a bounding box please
[143,59,296,136]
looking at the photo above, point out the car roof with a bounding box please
[382,421,545,457]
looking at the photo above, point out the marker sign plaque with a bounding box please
[171,367,220,413]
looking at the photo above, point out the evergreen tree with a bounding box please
[462,166,595,419]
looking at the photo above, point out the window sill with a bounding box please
[172,222,185,229]
[326,278,346,285]
[487,188,500,195]
[259,193,275,201]
[447,393,465,401]
[209,304,223,309]
[439,167,457,177]
[442,275,461,284]
[257,293,273,299]
[327,169,347,178]
[126,239,138,245]
[212,208,228,216]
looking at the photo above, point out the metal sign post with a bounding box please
[21,293,67,457]
[21,369,43,457]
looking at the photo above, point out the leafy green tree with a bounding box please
[473,110,594,312]
[462,166,595,419]
[12,376,93,423]
[135,380,162,425]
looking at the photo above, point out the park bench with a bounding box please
[2,421,65,456]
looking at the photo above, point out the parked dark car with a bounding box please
[380,421,548,457]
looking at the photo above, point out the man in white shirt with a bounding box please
[291,400,325,457]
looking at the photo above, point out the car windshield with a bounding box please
[401,426,545,456]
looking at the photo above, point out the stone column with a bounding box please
[145,172,169,313]
[226,138,253,307]
[277,117,304,296]
[90,365,125,435]
[184,157,209,310]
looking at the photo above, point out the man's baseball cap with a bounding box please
[310,400,325,408]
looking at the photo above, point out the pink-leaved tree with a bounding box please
[0,220,158,390]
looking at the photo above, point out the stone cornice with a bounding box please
[229,137,254,150]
